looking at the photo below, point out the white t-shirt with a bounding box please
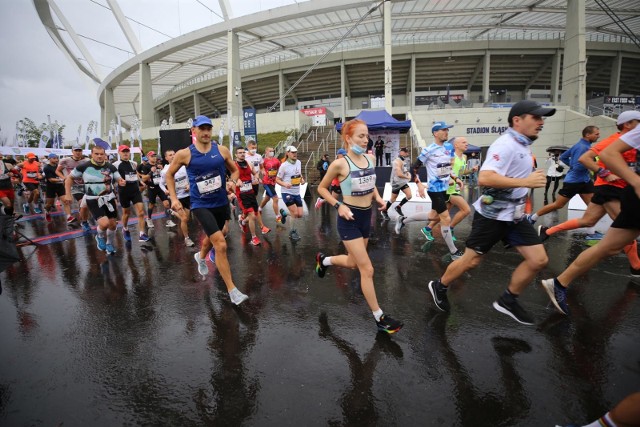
[620,126,640,175]
[160,164,190,199]
[245,152,263,184]
[277,160,302,196]
[472,131,533,221]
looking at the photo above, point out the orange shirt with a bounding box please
[591,132,636,188]
[21,160,41,184]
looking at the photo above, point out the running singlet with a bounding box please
[339,155,376,196]
[417,141,455,192]
[447,154,466,195]
[390,156,410,188]
[591,132,636,188]
[0,161,15,190]
[277,160,303,196]
[187,144,228,209]
[113,160,139,188]
[236,161,254,194]
[58,157,86,195]
[262,157,281,185]
[70,161,120,198]
[21,161,41,184]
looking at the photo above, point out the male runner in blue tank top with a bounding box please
[165,115,248,305]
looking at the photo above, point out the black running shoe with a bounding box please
[428,280,450,312]
[315,252,328,278]
[537,225,550,242]
[376,314,403,334]
[492,295,534,325]
[394,205,404,217]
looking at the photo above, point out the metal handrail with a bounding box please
[304,151,315,183]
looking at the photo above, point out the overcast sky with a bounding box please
[0,0,299,143]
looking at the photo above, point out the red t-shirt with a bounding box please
[235,161,254,196]
[591,132,636,188]
[262,157,281,186]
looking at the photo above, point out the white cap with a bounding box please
[286,145,298,152]
[616,110,640,125]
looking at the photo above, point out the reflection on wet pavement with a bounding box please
[1,187,639,426]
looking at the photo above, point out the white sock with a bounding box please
[441,226,458,253]
[372,309,383,322]
[322,256,332,267]
[97,227,106,238]
[106,228,116,244]
[531,213,539,221]
[583,413,617,427]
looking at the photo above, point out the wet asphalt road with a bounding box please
[1,187,639,426]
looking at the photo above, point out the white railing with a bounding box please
[304,152,315,183]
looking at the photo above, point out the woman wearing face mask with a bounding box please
[314,119,403,334]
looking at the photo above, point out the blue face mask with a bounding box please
[351,144,365,155]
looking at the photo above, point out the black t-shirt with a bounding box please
[137,163,161,189]
[114,160,139,188]
[43,164,63,186]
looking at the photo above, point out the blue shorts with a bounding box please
[282,192,302,207]
[337,204,372,241]
[263,184,278,198]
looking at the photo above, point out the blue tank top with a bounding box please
[187,144,228,209]
[339,155,376,196]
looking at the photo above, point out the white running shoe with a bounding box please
[194,252,208,276]
[166,219,177,227]
[145,218,154,228]
[229,287,249,305]
[184,236,195,247]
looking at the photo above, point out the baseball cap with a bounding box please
[192,115,212,127]
[146,151,156,157]
[286,146,298,153]
[616,110,640,125]
[432,121,454,133]
[48,153,58,159]
[72,143,83,150]
[118,144,130,152]
[26,152,36,159]
[337,148,347,155]
[508,100,556,122]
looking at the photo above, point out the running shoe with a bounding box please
[238,218,248,234]
[276,215,282,224]
[95,235,107,251]
[33,207,43,214]
[428,280,450,312]
[394,205,404,217]
[380,210,390,221]
[194,252,209,276]
[279,208,288,224]
[250,236,261,246]
[631,266,640,278]
[229,288,249,305]
[450,249,464,260]
[44,211,52,222]
[421,227,434,241]
[541,278,569,315]
[166,219,177,227]
[22,204,29,214]
[395,215,405,234]
[451,228,457,242]
[537,225,550,242]
[67,215,76,224]
[289,229,301,241]
[105,243,116,255]
[184,236,195,247]
[145,218,154,228]
[376,314,404,334]
[314,197,325,209]
[81,221,91,233]
[208,248,216,263]
[138,233,150,242]
[585,231,604,240]
[123,229,132,242]
[492,295,534,325]
[261,225,271,235]
[315,252,328,278]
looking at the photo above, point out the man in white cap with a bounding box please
[56,144,89,227]
[276,145,305,241]
[427,100,554,325]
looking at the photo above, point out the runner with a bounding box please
[17,153,42,214]
[424,137,474,241]
[113,145,149,243]
[64,145,124,255]
[166,115,248,305]
[0,153,19,217]
[427,100,553,325]
[234,146,262,246]
[57,144,90,230]
[160,149,194,246]
[380,146,412,220]
[395,121,463,259]
[42,154,65,222]
[315,118,403,334]
[276,146,305,241]
[541,120,640,315]
[258,146,282,225]
[245,140,270,234]
[137,151,176,229]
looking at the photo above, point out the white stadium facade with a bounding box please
[34,0,640,159]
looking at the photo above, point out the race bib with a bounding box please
[27,171,38,178]
[176,176,188,190]
[350,169,376,196]
[240,180,253,193]
[125,172,138,182]
[436,162,451,178]
[195,172,222,195]
[268,169,277,177]
[290,175,301,186]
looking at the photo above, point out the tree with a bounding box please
[15,118,65,147]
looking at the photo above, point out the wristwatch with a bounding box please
[334,201,343,210]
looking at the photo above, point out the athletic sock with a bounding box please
[372,309,383,322]
[547,218,580,236]
[106,229,116,244]
[322,256,332,267]
[623,240,640,270]
[147,208,153,218]
[97,227,106,238]
[582,413,617,427]
[399,198,408,206]
[385,201,391,210]
[530,213,539,222]
[441,226,458,253]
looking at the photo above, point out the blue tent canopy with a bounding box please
[464,144,482,154]
[336,110,411,132]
